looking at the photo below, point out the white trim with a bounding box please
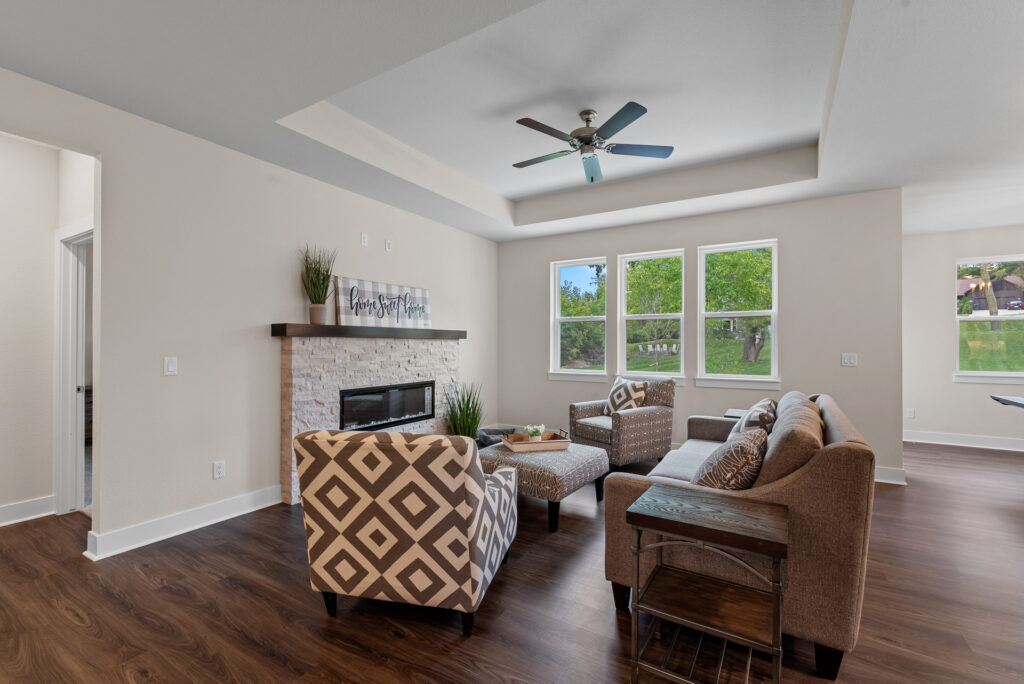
[953,372,1024,385]
[904,430,1024,452]
[547,371,608,383]
[874,467,907,486]
[0,495,55,527]
[84,485,280,561]
[695,376,781,390]
[621,374,686,387]
[697,239,779,382]
[617,249,684,378]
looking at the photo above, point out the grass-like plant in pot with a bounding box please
[301,244,337,325]
[444,383,483,439]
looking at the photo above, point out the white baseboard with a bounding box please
[84,485,280,561]
[874,466,907,486]
[0,495,55,527]
[903,430,1024,452]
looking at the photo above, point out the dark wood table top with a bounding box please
[626,484,789,558]
[991,395,1024,409]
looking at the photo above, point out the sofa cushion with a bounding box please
[729,397,778,436]
[648,439,721,482]
[693,429,767,490]
[574,415,613,443]
[603,376,648,415]
[754,394,824,486]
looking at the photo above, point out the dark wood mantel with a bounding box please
[271,323,466,340]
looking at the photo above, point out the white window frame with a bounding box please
[549,256,607,382]
[953,253,1024,384]
[697,239,779,390]
[617,249,685,382]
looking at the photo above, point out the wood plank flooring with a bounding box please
[0,443,1021,682]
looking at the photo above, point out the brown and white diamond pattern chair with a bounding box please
[293,430,517,636]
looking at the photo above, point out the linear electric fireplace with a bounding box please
[339,380,435,431]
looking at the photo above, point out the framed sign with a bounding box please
[339,277,431,328]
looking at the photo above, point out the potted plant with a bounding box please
[301,244,337,325]
[524,424,545,442]
[444,383,483,438]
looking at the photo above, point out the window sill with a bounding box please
[618,373,686,387]
[547,371,608,383]
[695,376,781,390]
[953,373,1024,385]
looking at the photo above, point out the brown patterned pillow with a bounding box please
[603,376,648,415]
[731,397,778,435]
[692,429,767,490]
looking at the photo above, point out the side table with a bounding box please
[626,484,789,683]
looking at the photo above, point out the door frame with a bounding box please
[53,227,92,514]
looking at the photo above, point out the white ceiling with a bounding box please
[329,0,841,199]
[1,0,1023,240]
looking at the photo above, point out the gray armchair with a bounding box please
[569,378,675,468]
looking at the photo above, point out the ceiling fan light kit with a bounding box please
[513,101,674,183]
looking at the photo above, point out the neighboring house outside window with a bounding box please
[618,249,684,378]
[550,257,606,378]
[697,239,779,389]
[955,255,1024,382]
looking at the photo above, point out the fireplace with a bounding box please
[340,380,435,431]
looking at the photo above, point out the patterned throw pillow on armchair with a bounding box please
[603,376,648,415]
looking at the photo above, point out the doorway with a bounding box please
[53,150,100,520]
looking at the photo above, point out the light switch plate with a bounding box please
[905,408,916,419]
[840,353,858,367]
[360,232,368,247]
[212,460,226,479]
[163,357,178,376]
[385,239,392,252]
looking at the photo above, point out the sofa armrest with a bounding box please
[687,415,737,442]
[570,399,608,421]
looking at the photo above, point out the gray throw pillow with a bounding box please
[693,429,768,490]
[603,376,648,415]
[731,397,778,435]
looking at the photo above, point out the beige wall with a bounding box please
[0,67,499,534]
[0,133,58,507]
[903,224,1024,446]
[497,189,904,471]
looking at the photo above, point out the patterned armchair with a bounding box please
[569,377,675,468]
[293,430,517,636]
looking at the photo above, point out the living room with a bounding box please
[0,1,1022,682]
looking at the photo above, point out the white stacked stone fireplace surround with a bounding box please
[279,335,461,504]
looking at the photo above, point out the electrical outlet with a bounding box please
[905,408,916,419]
[360,232,368,247]
[163,357,178,376]
[840,353,858,367]
[385,239,392,252]
[213,460,226,479]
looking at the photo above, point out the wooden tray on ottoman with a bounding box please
[500,433,571,452]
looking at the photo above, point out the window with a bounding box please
[618,250,683,377]
[697,240,778,388]
[955,255,1024,382]
[550,257,606,378]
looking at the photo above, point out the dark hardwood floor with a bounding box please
[0,443,1021,683]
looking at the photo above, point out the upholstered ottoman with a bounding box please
[478,442,609,532]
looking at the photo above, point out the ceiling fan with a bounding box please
[512,101,673,183]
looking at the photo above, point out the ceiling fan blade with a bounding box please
[516,117,574,143]
[582,155,602,183]
[606,144,674,159]
[594,101,647,140]
[512,150,574,168]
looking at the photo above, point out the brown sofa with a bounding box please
[569,377,675,468]
[604,392,874,680]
